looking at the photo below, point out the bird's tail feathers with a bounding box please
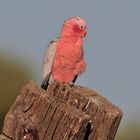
[41,81,49,91]
[41,73,51,90]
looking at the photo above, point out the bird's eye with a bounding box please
[80,26,83,29]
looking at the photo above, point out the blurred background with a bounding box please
[0,0,140,139]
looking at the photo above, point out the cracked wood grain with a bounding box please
[47,81,123,140]
[0,81,122,140]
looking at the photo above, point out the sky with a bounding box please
[0,0,140,130]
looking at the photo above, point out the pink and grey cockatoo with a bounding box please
[41,17,87,90]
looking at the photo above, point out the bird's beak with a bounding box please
[84,31,87,37]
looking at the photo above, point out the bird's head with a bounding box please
[60,17,87,38]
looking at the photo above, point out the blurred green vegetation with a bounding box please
[0,54,33,132]
[115,121,140,140]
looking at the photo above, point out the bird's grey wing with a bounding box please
[41,39,57,90]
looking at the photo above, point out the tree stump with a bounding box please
[0,81,123,140]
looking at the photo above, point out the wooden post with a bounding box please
[0,81,122,140]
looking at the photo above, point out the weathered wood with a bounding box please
[0,134,11,140]
[47,81,123,140]
[0,81,90,140]
[0,81,123,140]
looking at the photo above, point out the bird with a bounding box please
[41,16,87,90]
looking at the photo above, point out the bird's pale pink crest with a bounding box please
[60,16,87,37]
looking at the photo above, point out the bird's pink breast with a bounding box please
[52,37,85,82]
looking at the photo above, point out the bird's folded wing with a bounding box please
[41,39,57,87]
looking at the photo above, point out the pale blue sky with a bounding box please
[0,0,140,129]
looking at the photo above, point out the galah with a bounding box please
[41,17,87,90]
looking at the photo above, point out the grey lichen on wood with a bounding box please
[0,81,123,140]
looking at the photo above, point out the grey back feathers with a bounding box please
[41,39,57,90]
